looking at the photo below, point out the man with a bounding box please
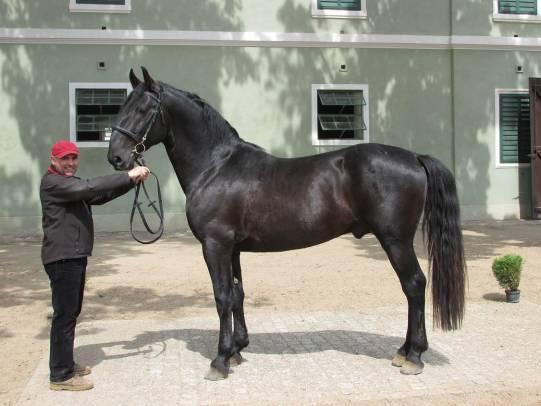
[40,140,149,391]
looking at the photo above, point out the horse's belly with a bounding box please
[237,233,339,252]
[237,213,353,252]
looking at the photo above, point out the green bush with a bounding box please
[492,254,523,291]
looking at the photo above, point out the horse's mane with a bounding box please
[163,83,263,151]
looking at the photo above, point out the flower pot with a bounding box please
[505,289,520,303]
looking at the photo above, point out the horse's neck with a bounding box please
[163,99,239,195]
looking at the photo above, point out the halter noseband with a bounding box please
[112,91,163,157]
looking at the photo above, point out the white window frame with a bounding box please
[69,82,131,148]
[311,0,367,19]
[69,0,131,13]
[311,84,369,147]
[494,88,531,168]
[493,0,541,23]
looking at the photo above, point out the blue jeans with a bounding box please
[44,257,87,382]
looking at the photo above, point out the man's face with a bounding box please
[51,154,79,176]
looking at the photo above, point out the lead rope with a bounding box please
[130,155,164,244]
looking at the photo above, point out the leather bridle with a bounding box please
[112,91,165,244]
[112,91,164,157]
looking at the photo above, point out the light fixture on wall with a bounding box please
[97,61,107,71]
[339,63,348,72]
[516,65,523,74]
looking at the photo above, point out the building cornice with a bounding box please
[1,28,541,51]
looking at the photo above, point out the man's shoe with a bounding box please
[74,363,91,376]
[50,376,94,391]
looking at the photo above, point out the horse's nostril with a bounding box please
[113,156,123,165]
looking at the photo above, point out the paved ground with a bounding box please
[4,220,541,405]
[17,302,541,405]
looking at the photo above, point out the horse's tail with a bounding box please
[417,154,466,331]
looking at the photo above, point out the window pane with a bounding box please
[76,0,125,4]
[499,93,530,164]
[499,0,537,15]
[319,114,366,131]
[317,89,366,140]
[319,90,366,106]
[76,88,126,105]
[318,0,361,11]
[75,88,126,142]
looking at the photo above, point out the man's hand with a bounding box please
[128,166,150,183]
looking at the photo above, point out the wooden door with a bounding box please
[530,77,541,219]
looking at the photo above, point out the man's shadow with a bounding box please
[75,328,449,368]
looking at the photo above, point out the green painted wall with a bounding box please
[452,0,541,37]
[0,0,450,35]
[1,0,541,235]
[453,50,541,219]
[0,43,453,234]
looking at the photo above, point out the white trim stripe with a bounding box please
[1,29,541,51]
[452,35,541,51]
[0,29,448,49]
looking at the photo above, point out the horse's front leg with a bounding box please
[202,237,234,380]
[230,249,249,366]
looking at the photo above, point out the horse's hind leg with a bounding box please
[379,236,428,375]
[202,237,235,380]
[230,249,249,366]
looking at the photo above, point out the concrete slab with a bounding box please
[18,302,541,405]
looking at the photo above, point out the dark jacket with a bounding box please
[40,171,134,265]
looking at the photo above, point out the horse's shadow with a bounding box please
[75,328,449,368]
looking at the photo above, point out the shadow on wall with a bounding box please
[254,1,455,160]
[0,1,256,220]
[263,1,541,220]
[257,0,492,220]
[1,0,538,224]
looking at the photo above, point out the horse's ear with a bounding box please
[129,68,141,88]
[141,66,159,93]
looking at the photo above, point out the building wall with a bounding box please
[1,1,450,35]
[453,50,541,219]
[1,0,540,236]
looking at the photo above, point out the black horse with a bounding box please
[108,68,466,380]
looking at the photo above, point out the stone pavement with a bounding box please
[18,301,541,405]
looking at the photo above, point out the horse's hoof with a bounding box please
[391,352,406,367]
[400,360,424,375]
[204,367,228,381]
[229,353,245,367]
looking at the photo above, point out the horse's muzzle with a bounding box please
[107,129,138,170]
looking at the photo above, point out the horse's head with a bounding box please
[108,67,167,170]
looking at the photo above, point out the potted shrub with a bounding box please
[492,254,523,303]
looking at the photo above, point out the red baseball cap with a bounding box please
[51,140,80,158]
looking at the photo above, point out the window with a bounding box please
[69,0,131,13]
[311,0,367,18]
[493,0,541,21]
[69,83,130,147]
[496,90,531,166]
[312,84,369,146]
